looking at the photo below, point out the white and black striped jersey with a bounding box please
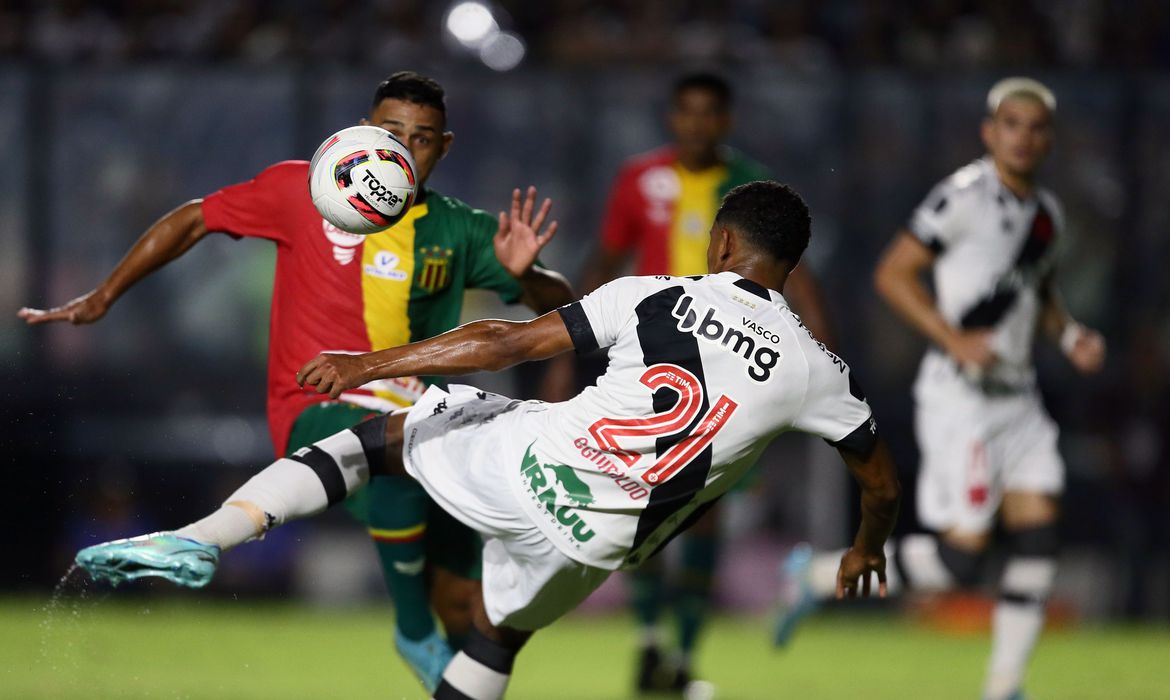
[508,271,874,571]
[908,156,1063,392]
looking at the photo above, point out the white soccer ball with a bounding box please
[308,125,418,235]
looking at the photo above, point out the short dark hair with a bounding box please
[715,181,811,265]
[672,72,732,110]
[371,71,447,120]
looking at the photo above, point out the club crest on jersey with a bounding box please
[322,220,364,265]
[519,443,596,545]
[672,294,782,383]
[417,245,453,293]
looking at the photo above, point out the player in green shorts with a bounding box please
[19,72,573,692]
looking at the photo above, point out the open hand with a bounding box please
[836,547,888,600]
[296,353,370,399]
[494,186,558,278]
[18,290,110,325]
[944,329,997,372]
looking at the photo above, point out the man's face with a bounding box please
[669,88,731,163]
[705,222,725,273]
[363,98,452,185]
[982,96,1052,179]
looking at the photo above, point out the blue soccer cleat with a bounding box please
[76,532,220,589]
[772,543,818,647]
[395,628,455,693]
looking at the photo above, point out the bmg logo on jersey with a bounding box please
[672,294,781,383]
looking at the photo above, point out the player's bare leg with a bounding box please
[984,491,1059,700]
[432,592,531,700]
[430,564,478,647]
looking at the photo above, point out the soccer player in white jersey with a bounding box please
[74,182,901,700]
[774,78,1105,700]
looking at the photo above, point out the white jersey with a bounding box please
[507,271,874,570]
[908,156,1064,392]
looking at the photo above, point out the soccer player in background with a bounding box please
[18,71,573,692]
[582,72,836,694]
[75,181,901,700]
[774,78,1105,700]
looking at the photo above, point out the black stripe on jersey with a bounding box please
[557,302,599,354]
[732,277,772,301]
[629,286,714,556]
[959,201,1055,329]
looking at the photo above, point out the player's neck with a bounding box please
[676,147,722,173]
[990,158,1037,200]
[724,261,789,294]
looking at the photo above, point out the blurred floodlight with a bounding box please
[446,2,498,47]
[480,31,525,71]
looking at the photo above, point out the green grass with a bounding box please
[1,597,1167,699]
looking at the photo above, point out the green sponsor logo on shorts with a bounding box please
[520,443,596,544]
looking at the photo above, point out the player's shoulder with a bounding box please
[928,157,997,204]
[418,189,494,228]
[721,147,771,183]
[1036,186,1065,222]
[618,146,677,176]
[258,159,310,182]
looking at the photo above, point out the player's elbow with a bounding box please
[872,257,898,302]
[866,475,902,511]
[476,320,531,372]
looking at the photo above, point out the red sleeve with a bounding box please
[598,164,642,255]
[201,161,308,245]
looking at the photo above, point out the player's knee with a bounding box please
[431,572,478,635]
[1009,523,1060,559]
[937,539,984,588]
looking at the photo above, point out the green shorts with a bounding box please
[286,401,482,579]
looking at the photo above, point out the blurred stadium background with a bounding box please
[0,1,1168,698]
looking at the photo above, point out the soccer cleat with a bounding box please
[635,645,675,693]
[772,543,818,647]
[75,532,220,588]
[395,627,454,693]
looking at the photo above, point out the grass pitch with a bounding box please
[1,596,1167,699]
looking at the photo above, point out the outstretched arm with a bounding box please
[834,438,901,599]
[874,231,995,370]
[298,311,574,398]
[18,200,209,324]
[493,186,575,313]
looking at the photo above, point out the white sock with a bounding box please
[175,503,262,550]
[893,534,959,592]
[985,557,1056,700]
[434,650,511,700]
[174,429,372,552]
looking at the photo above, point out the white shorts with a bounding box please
[914,382,1063,535]
[402,384,610,630]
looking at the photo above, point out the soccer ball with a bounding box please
[308,125,418,235]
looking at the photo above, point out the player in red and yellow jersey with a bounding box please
[19,72,572,692]
[583,73,836,695]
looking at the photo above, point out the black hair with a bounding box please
[371,71,447,120]
[715,181,811,265]
[672,72,732,110]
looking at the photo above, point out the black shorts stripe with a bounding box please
[557,302,599,354]
[289,445,347,507]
